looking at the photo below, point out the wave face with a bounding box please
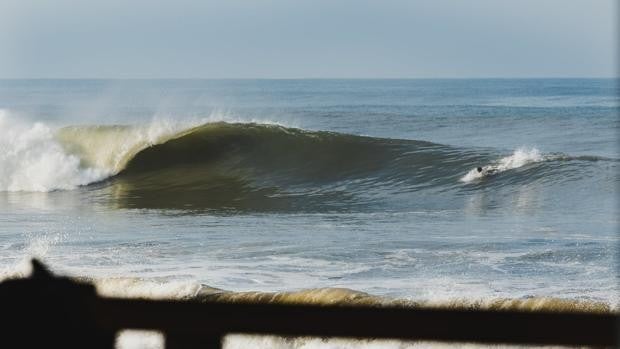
[78,122,485,210]
[2,117,616,211]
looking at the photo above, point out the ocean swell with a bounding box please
[1,116,615,212]
[87,122,478,210]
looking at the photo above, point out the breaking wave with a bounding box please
[87,276,614,312]
[0,115,466,195]
[0,111,108,191]
[87,276,619,349]
[1,114,616,211]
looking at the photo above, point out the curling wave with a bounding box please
[58,121,483,210]
[1,116,616,211]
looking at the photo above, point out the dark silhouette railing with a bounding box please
[1,260,617,349]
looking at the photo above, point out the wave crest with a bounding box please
[2,116,614,203]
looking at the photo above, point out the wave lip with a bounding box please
[56,121,201,175]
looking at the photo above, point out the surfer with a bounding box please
[477,166,497,176]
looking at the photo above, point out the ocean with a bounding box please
[0,79,618,348]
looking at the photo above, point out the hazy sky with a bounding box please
[1,0,617,78]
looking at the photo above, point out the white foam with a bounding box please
[93,277,202,300]
[116,330,578,349]
[116,331,164,349]
[223,335,558,349]
[461,147,544,183]
[116,332,549,349]
[0,110,109,192]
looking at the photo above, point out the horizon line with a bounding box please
[0,76,618,80]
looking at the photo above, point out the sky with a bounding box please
[0,0,617,78]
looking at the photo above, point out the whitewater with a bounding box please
[0,79,618,348]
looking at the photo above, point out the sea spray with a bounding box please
[56,121,192,173]
[0,112,205,192]
[0,232,66,281]
[461,147,544,183]
[0,111,108,192]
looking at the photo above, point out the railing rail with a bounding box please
[1,260,617,349]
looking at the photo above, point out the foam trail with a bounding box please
[461,147,543,183]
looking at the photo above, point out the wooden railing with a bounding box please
[1,260,617,349]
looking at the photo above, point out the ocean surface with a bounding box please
[0,79,618,348]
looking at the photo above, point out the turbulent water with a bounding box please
[0,79,618,348]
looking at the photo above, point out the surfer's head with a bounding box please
[477,167,483,173]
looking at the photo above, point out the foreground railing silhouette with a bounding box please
[1,260,617,349]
